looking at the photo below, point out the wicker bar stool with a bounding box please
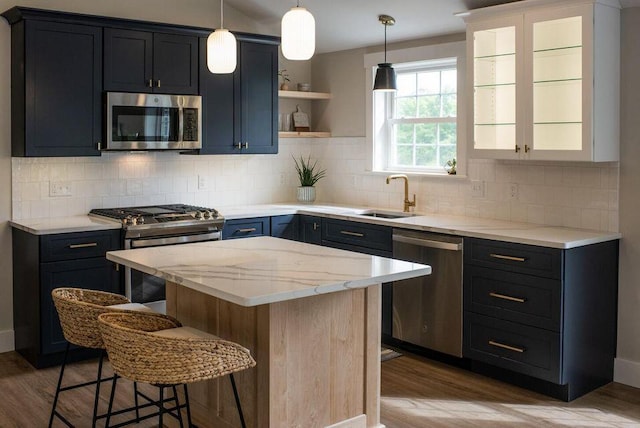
[98,311,256,428]
[50,287,153,428]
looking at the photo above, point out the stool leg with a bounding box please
[229,373,246,428]
[105,374,119,428]
[158,386,165,427]
[134,382,140,423]
[48,342,70,428]
[91,350,106,428]
[171,385,184,428]
[184,384,194,428]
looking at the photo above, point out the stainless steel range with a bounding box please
[90,204,224,313]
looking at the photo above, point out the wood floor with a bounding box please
[1,350,640,427]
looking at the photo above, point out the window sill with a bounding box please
[370,170,468,180]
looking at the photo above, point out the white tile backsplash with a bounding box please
[11,137,619,232]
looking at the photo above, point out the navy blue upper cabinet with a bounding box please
[104,28,198,94]
[199,35,279,154]
[4,15,103,157]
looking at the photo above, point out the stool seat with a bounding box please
[49,288,154,428]
[98,311,256,427]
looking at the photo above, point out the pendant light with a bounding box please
[373,14,397,92]
[207,0,237,74]
[281,1,315,60]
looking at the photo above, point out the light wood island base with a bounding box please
[166,281,384,428]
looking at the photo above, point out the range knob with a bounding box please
[136,216,145,224]
[203,210,212,219]
[195,211,204,219]
[123,215,134,226]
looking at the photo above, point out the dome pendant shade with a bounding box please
[374,63,397,91]
[207,29,237,74]
[281,7,315,60]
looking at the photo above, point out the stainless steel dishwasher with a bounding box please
[391,229,463,357]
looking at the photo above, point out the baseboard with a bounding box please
[614,357,640,389]
[0,329,15,353]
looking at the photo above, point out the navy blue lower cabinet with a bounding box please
[12,228,122,368]
[271,215,299,241]
[298,215,322,245]
[222,217,270,240]
[463,237,619,401]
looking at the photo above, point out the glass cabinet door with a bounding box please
[469,16,523,158]
[525,5,592,160]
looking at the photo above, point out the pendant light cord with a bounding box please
[220,0,224,28]
[384,23,387,63]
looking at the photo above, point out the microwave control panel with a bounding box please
[183,108,199,141]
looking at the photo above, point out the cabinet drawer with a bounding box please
[322,219,392,253]
[222,217,270,239]
[465,238,562,279]
[40,230,121,262]
[464,313,561,383]
[464,266,561,331]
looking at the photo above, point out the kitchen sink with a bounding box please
[357,210,417,219]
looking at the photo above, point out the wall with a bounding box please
[615,6,640,388]
[11,142,310,220]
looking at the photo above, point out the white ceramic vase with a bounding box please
[296,186,316,203]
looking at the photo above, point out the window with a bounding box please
[365,42,466,175]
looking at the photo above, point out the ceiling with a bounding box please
[224,0,524,53]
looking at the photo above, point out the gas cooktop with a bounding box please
[90,204,223,228]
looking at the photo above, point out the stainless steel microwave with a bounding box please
[105,92,202,151]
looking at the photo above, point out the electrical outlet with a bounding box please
[509,183,519,200]
[198,175,207,190]
[49,181,72,197]
[470,180,485,198]
[280,173,286,185]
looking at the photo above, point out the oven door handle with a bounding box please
[129,231,221,249]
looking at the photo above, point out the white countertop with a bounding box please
[9,215,121,235]
[9,203,621,248]
[106,236,431,307]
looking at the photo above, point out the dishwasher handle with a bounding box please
[393,233,462,251]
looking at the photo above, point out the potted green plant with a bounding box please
[293,155,326,203]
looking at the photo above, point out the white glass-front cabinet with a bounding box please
[468,16,523,159]
[465,0,619,162]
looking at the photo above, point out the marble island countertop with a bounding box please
[106,236,431,306]
[9,203,621,249]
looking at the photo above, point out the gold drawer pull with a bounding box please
[489,292,526,303]
[489,340,525,353]
[489,253,526,262]
[340,231,364,237]
[237,228,257,233]
[68,242,98,249]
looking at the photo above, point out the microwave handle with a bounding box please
[178,107,184,142]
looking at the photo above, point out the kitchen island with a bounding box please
[106,236,431,428]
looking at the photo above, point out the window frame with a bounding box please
[364,41,467,177]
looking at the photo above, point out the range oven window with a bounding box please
[130,269,166,304]
[112,106,179,142]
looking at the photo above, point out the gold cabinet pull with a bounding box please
[489,340,525,353]
[68,242,98,249]
[340,231,364,238]
[237,228,257,233]
[515,145,520,153]
[489,292,526,303]
[489,253,526,262]
[157,79,161,88]
[525,144,531,153]
[147,79,153,87]
[313,222,319,231]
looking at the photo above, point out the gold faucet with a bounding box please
[386,174,416,213]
